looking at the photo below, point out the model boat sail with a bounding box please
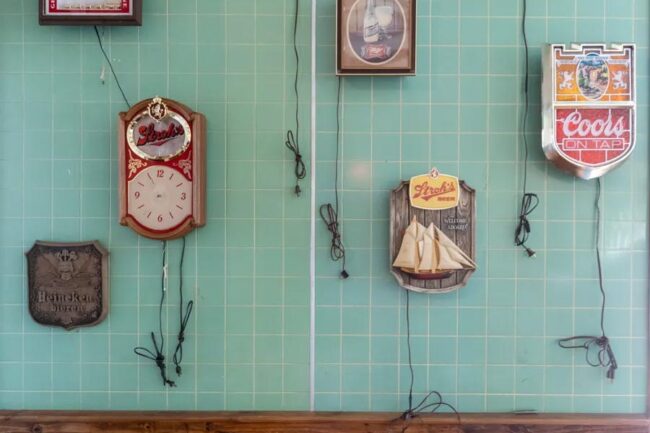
[393,217,476,280]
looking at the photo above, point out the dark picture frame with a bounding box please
[39,0,143,26]
[337,0,416,75]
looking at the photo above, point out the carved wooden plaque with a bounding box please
[390,181,476,294]
[26,241,109,330]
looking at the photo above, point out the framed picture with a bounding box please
[337,0,416,75]
[39,0,143,26]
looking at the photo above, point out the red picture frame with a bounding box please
[39,0,143,26]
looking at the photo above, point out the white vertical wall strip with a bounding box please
[309,0,318,412]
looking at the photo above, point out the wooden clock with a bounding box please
[118,97,206,240]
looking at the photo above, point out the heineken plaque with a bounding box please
[27,241,109,330]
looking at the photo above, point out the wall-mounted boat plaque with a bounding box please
[26,241,109,330]
[542,43,636,179]
[390,170,476,294]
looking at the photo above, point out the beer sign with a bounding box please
[542,44,636,179]
[409,168,460,210]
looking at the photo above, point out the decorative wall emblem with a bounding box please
[390,174,476,294]
[27,241,109,330]
[542,44,636,179]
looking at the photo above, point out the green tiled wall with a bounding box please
[0,0,311,410]
[314,0,648,413]
[0,0,648,414]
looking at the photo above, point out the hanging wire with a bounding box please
[396,291,461,426]
[513,0,539,258]
[558,178,617,381]
[134,241,176,387]
[172,236,193,376]
[319,77,349,279]
[285,0,307,196]
[93,26,131,108]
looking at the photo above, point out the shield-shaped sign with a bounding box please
[26,241,109,330]
[542,44,636,179]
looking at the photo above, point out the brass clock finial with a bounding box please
[147,96,168,121]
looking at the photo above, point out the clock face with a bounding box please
[127,166,192,232]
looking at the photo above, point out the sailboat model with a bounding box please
[393,216,476,280]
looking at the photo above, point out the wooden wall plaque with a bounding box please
[26,241,109,330]
[390,180,476,294]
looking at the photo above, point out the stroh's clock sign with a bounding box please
[119,97,206,240]
[542,44,636,179]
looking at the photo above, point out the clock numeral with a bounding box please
[180,192,187,201]
[157,169,165,178]
[134,191,141,199]
[157,215,163,223]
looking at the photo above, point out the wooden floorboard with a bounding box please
[0,411,648,433]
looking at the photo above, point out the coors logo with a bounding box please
[555,108,632,167]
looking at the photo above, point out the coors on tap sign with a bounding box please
[542,44,636,179]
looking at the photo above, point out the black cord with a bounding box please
[134,241,176,387]
[397,291,461,426]
[285,0,306,197]
[93,26,131,108]
[319,77,348,279]
[514,0,538,258]
[558,178,617,381]
[286,131,306,196]
[172,236,193,376]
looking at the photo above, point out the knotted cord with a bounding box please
[558,178,617,381]
[319,77,348,279]
[514,0,538,257]
[286,130,306,196]
[514,192,539,257]
[134,241,176,387]
[320,203,348,279]
[285,0,306,196]
[172,236,193,376]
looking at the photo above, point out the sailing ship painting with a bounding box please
[393,216,476,280]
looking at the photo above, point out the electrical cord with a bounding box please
[558,178,617,381]
[172,236,193,376]
[134,241,176,387]
[319,77,349,279]
[285,0,306,196]
[396,291,461,427]
[94,26,131,108]
[514,0,539,258]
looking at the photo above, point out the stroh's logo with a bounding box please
[137,123,185,147]
[555,108,632,166]
[409,169,460,210]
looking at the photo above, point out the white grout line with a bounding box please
[309,0,317,412]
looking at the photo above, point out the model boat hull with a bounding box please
[400,268,454,280]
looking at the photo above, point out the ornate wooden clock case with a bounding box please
[119,97,206,240]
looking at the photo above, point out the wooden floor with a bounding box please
[0,411,648,433]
